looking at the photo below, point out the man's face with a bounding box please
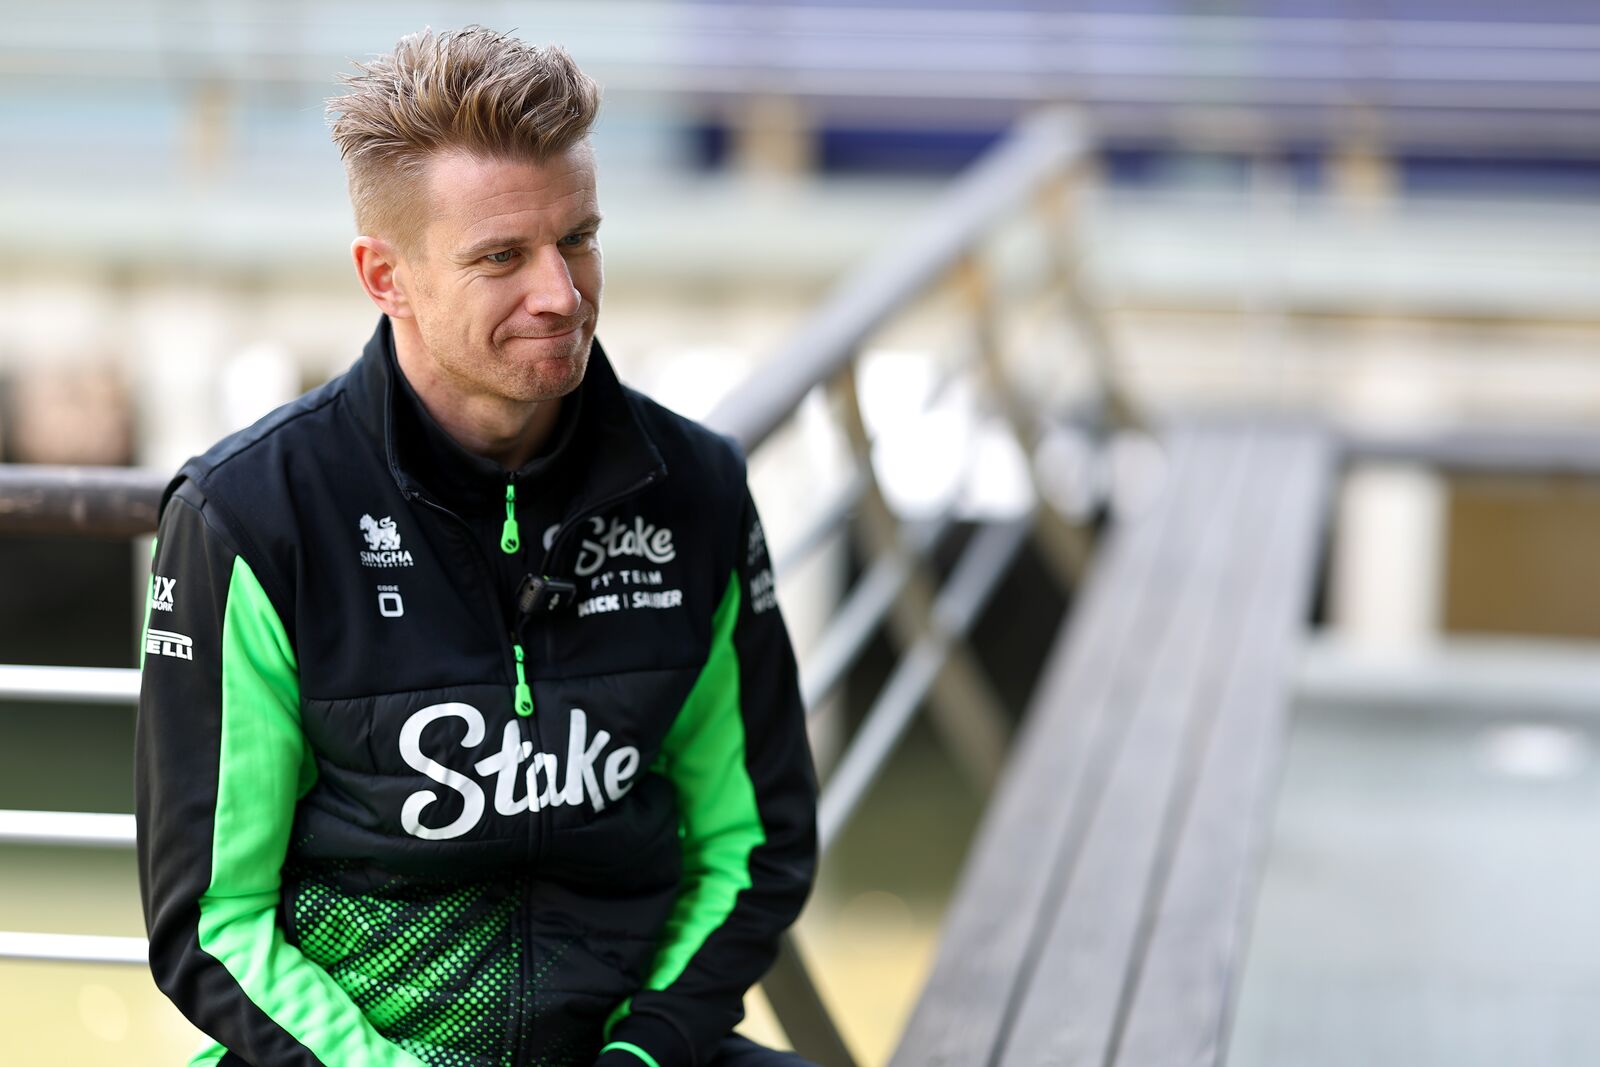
[397,144,603,405]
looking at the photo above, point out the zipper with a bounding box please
[406,491,539,743]
[500,479,521,554]
[513,890,533,1067]
[404,466,662,837]
[483,482,535,1067]
[511,641,534,716]
[499,478,535,718]
[410,484,544,1067]
[406,465,661,1067]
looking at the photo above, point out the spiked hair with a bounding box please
[327,26,600,247]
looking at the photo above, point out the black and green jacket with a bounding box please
[135,317,818,1067]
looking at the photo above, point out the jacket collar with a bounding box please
[347,315,667,519]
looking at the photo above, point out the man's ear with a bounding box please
[351,236,414,319]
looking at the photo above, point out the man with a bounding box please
[135,26,818,1067]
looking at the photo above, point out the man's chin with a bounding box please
[502,346,588,402]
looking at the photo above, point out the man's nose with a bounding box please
[523,245,582,318]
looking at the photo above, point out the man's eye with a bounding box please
[559,232,591,248]
[484,250,518,264]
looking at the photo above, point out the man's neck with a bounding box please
[392,321,562,472]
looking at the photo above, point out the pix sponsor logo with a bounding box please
[398,704,641,841]
[150,575,176,612]
[146,628,193,660]
[358,514,414,568]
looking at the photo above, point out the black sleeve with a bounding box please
[136,480,425,1067]
[596,482,820,1067]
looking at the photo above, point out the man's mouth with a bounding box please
[506,325,578,342]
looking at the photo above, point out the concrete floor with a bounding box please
[1230,682,1600,1066]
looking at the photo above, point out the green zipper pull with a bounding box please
[500,481,521,554]
[512,643,534,717]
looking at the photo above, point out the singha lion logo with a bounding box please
[360,514,402,551]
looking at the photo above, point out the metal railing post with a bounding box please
[956,251,1097,593]
[828,363,1011,794]
[762,934,858,1067]
[1036,169,1144,436]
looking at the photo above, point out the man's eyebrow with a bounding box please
[455,236,523,261]
[454,214,604,261]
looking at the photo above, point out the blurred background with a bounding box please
[2,1,1599,1064]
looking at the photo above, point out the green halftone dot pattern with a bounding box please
[293,880,520,1067]
[528,939,584,1066]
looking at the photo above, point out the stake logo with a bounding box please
[398,704,641,840]
[573,514,675,578]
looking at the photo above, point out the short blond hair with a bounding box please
[327,26,600,247]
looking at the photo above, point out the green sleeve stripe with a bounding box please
[600,1041,663,1067]
[611,571,765,1032]
[186,1042,227,1067]
[196,554,423,1067]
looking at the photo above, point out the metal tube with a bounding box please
[773,472,866,581]
[763,934,859,1067]
[706,111,1085,454]
[0,665,140,706]
[0,931,147,965]
[0,465,165,538]
[800,552,913,716]
[799,515,954,713]
[1343,424,1600,476]
[0,810,137,848]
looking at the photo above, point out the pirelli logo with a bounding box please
[145,629,194,661]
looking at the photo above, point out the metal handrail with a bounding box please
[1344,423,1600,476]
[0,931,147,966]
[0,108,1113,1067]
[799,514,955,714]
[0,664,141,705]
[0,465,162,538]
[705,109,1085,454]
[771,471,866,582]
[0,810,136,848]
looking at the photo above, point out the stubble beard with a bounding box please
[490,321,593,404]
[418,312,593,408]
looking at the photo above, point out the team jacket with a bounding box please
[135,316,818,1067]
